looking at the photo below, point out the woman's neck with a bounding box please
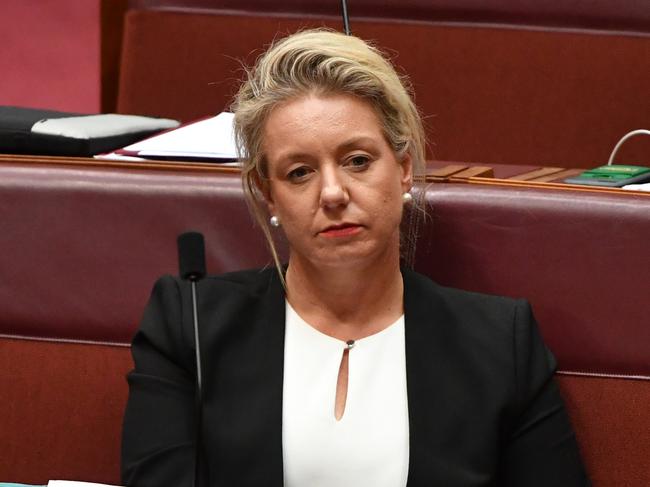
[285,254,404,341]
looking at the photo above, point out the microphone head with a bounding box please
[177,231,206,281]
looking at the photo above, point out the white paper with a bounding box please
[94,152,148,161]
[48,481,122,487]
[622,182,650,191]
[122,112,238,159]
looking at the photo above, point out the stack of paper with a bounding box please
[96,112,239,164]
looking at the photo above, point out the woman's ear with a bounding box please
[254,171,276,215]
[266,197,276,218]
[400,152,413,192]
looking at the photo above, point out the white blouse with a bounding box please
[282,301,409,487]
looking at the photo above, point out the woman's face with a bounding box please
[261,93,412,271]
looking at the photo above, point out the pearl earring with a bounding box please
[269,215,280,227]
[402,192,413,204]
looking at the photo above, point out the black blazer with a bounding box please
[122,268,589,486]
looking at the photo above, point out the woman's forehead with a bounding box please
[261,94,387,157]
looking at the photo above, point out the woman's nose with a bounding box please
[319,167,349,209]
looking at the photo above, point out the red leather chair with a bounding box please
[111,0,650,167]
[1,156,648,485]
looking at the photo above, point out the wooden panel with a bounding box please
[508,166,566,181]
[449,165,494,179]
[534,168,584,183]
[425,164,468,181]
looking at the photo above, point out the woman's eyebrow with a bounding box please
[269,135,381,165]
[273,151,313,164]
[337,135,380,152]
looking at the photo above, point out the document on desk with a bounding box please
[622,182,650,191]
[96,111,239,163]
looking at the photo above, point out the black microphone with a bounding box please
[177,231,206,487]
[341,0,351,35]
[178,231,206,281]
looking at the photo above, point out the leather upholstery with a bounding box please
[3,161,648,369]
[116,6,650,167]
[0,338,131,484]
[129,0,650,33]
[0,162,276,344]
[416,183,650,377]
[1,158,648,485]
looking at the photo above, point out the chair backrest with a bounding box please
[113,0,650,167]
[1,156,648,485]
[415,181,650,486]
[0,158,276,484]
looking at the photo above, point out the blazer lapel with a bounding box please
[403,269,452,486]
[213,268,450,486]
[207,269,286,486]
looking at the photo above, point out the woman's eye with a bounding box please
[347,155,371,169]
[287,166,310,181]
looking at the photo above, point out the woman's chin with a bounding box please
[291,243,398,272]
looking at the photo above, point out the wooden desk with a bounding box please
[425,160,649,196]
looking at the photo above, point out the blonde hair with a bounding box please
[232,29,427,278]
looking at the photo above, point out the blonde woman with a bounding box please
[122,29,588,487]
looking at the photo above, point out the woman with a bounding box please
[122,29,589,486]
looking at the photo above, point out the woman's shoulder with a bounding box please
[403,268,546,364]
[402,268,557,404]
[403,267,526,324]
[152,266,280,299]
[136,267,284,360]
[143,266,282,328]
[202,266,280,294]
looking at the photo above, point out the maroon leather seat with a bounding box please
[1,157,648,485]
[114,0,650,167]
[416,182,650,487]
[0,160,276,484]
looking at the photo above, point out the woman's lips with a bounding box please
[319,224,363,238]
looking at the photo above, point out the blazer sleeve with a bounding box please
[121,275,198,487]
[500,300,590,486]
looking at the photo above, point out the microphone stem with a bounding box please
[191,280,203,393]
[191,279,203,487]
[341,0,351,35]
